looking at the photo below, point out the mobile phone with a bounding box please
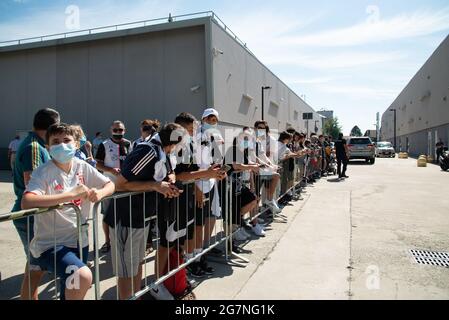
[221,164,232,172]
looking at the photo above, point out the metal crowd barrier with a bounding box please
[1,152,325,300]
[0,203,84,300]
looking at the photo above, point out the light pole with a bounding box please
[261,86,271,120]
[389,109,397,150]
[314,120,319,134]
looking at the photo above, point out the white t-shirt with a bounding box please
[9,139,20,153]
[26,158,111,258]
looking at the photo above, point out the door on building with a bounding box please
[427,131,432,157]
[435,130,438,160]
[406,137,409,153]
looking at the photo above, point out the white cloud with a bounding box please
[280,8,449,47]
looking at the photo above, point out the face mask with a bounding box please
[50,143,76,164]
[257,130,266,138]
[79,136,87,148]
[113,134,124,140]
[203,123,217,131]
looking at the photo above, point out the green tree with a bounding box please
[323,117,342,139]
[350,125,363,137]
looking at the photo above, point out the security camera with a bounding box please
[212,48,224,56]
[190,85,201,93]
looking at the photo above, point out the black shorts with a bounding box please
[157,185,195,248]
[195,187,216,227]
[223,185,256,225]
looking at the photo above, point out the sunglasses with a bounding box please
[112,128,124,133]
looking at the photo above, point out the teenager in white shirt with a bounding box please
[21,123,114,300]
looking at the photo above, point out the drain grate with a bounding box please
[409,249,449,268]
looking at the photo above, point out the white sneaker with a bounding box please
[251,223,266,237]
[149,283,175,300]
[233,228,249,241]
[265,199,281,213]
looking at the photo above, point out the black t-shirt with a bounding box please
[104,141,164,228]
[174,141,200,175]
[335,139,347,159]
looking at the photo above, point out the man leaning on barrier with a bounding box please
[173,112,226,279]
[105,123,184,300]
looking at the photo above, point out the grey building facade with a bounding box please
[0,13,321,169]
[381,34,449,158]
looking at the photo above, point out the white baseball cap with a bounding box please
[202,107,219,120]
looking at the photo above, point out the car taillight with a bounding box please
[368,144,374,149]
[347,144,353,148]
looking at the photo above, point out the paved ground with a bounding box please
[1,157,448,300]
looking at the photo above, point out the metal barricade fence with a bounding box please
[1,160,312,300]
[0,203,84,300]
[90,178,233,300]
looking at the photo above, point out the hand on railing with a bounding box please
[155,181,182,199]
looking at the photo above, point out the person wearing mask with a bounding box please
[173,112,226,278]
[71,124,96,167]
[131,119,160,151]
[92,132,104,158]
[253,121,282,214]
[95,120,131,253]
[12,108,60,300]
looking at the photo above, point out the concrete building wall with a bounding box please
[0,24,207,169]
[210,20,320,135]
[381,35,449,157]
[0,16,322,169]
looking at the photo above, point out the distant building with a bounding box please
[364,130,377,142]
[317,110,334,120]
[381,35,449,157]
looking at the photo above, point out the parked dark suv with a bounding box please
[347,137,376,164]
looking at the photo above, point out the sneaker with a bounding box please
[199,256,215,275]
[233,228,249,241]
[242,227,252,237]
[149,284,174,300]
[265,199,281,213]
[187,262,206,278]
[180,291,197,300]
[251,223,266,237]
[87,260,94,268]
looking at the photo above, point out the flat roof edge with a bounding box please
[0,16,211,53]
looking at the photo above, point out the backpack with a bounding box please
[163,247,188,297]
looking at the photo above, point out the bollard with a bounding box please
[417,155,427,167]
[426,156,434,163]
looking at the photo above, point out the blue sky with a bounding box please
[1,0,449,134]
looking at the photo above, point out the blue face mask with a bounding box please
[79,136,87,148]
[203,123,217,131]
[50,143,76,164]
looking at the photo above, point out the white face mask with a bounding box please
[257,130,266,138]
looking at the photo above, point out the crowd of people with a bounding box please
[8,106,344,301]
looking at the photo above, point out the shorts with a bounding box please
[194,187,216,227]
[110,222,149,278]
[13,216,34,258]
[223,185,257,225]
[30,245,88,300]
[157,189,195,248]
[255,174,272,197]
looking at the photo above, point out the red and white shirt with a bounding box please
[25,158,110,258]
